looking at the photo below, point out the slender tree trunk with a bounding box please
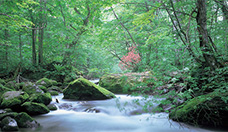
[4,29,8,70]
[32,27,37,65]
[38,0,44,65]
[196,0,221,69]
[19,33,22,63]
[38,28,44,65]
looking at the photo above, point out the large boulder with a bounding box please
[0,91,29,109]
[28,93,52,105]
[22,82,44,95]
[47,103,57,111]
[0,112,18,121]
[21,102,50,115]
[169,89,228,128]
[0,116,19,131]
[36,78,58,87]
[14,112,40,128]
[63,78,116,100]
[99,72,153,94]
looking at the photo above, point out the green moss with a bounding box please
[15,83,25,90]
[0,91,29,108]
[21,102,50,115]
[0,79,6,85]
[50,80,58,86]
[38,85,48,92]
[29,93,52,105]
[22,82,44,95]
[0,84,13,97]
[49,91,59,96]
[63,78,115,100]
[0,112,18,120]
[169,90,228,127]
[47,104,57,111]
[15,112,40,128]
[1,116,19,131]
[99,75,133,94]
[5,81,16,89]
[36,78,58,87]
[48,86,62,92]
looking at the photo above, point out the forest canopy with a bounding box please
[0,0,227,81]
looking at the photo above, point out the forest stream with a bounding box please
[19,80,212,132]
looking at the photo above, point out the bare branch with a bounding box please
[111,6,137,47]
[119,2,194,17]
[0,13,11,18]
[22,24,47,30]
[74,7,82,15]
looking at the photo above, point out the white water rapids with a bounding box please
[20,80,212,132]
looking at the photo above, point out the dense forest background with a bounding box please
[0,0,227,85]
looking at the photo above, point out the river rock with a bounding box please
[0,116,19,131]
[0,91,29,109]
[99,72,153,94]
[21,102,50,115]
[47,104,57,111]
[169,89,228,128]
[28,93,52,105]
[37,85,48,92]
[48,86,62,93]
[63,78,116,100]
[0,112,18,121]
[36,78,58,87]
[15,112,40,128]
[22,82,44,95]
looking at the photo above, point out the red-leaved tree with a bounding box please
[118,46,141,70]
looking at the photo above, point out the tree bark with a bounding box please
[19,33,22,63]
[32,27,37,65]
[38,0,44,65]
[196,0,221,69]
[4,29,8,70]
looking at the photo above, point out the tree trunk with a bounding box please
[4,29,8,70]
[196,0,221,70]
[32,27,37,65]
[19,33,22,63]
[38,0,44,65]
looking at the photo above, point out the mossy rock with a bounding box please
[21,102,50,115]
[36,78,57,87]
[0,84,13,97]
[0,112,18,120]
[0,79,6,85]
[15,82,25,90]
[0,116,19,131]
[47,104,57,111]
[22,82,44,95]
[48,86,62,93]
[49,90,59,96]
[0,91,29,109]
[5,81,16,89]
[28,93,52,105]
[15,112,40,128]
[37,85,48,92]
[99,75,134,94]
[63,78,116,100]
[169,90,228,128]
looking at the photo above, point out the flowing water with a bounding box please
[21,80,212,132]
